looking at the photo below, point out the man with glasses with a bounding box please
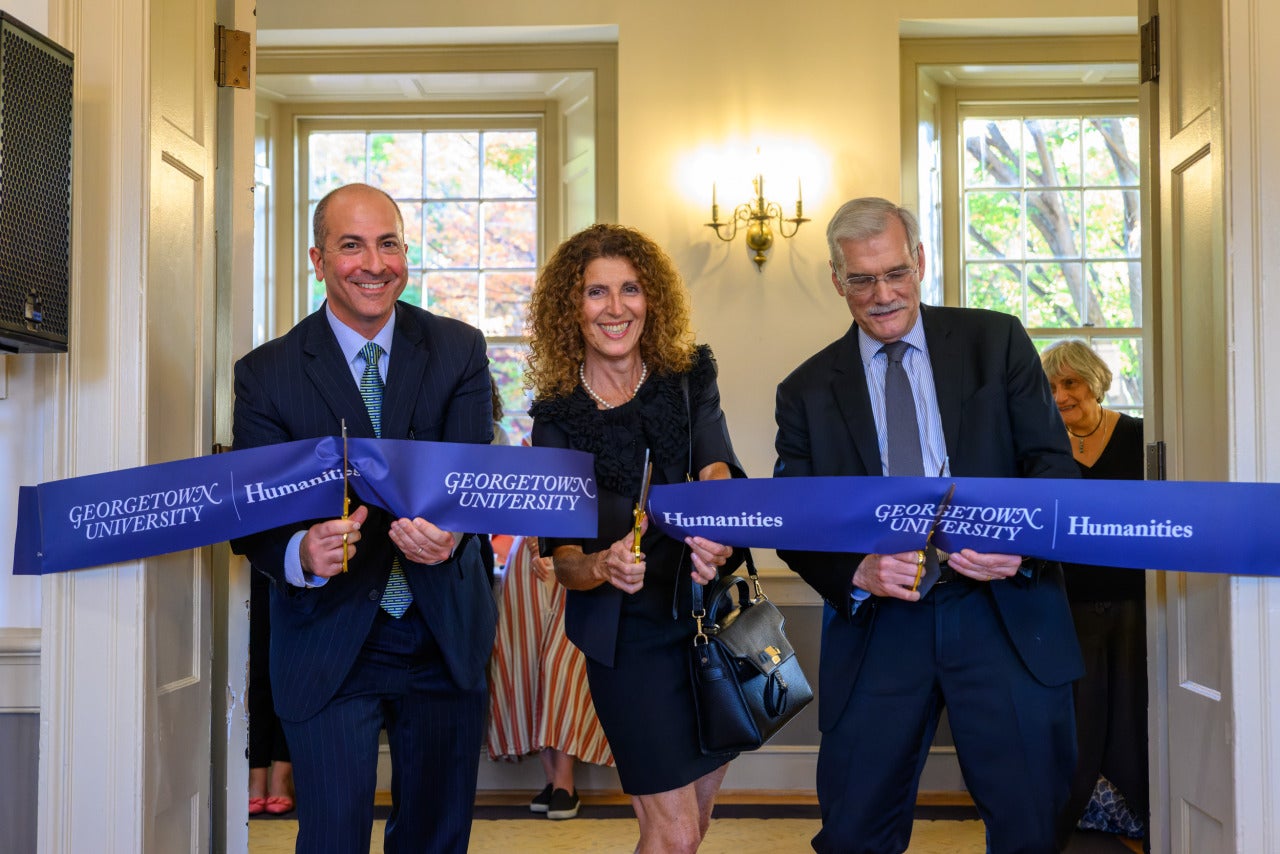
[773,196,1082,853]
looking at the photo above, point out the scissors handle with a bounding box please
[632,505,644,563]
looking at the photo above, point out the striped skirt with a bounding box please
[486,536,613,766]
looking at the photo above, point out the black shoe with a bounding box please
[530,783,553,814]
[546,787,580,820]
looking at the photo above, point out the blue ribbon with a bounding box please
[648,476,1279,575]
[14,438,597,575]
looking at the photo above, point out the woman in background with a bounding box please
[527,223,741,853]
[1041,339,1148,846]
[486,534,613,819]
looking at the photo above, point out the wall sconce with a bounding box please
[705,172,809,270]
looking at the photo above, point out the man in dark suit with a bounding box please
[232,183,497,853]
[774,197,1083,854]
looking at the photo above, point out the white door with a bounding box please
[146,0,219,848]
[1145,0,1235,849]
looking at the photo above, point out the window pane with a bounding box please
[1026,190,1081,259]
[1024,118,1081,187]
[423,202,480,268]
[1083,117,1140,187]
[963,119,1022,187]
[426,271,480,325]
[425,132,479,198]
[367,133,423,199]
[309,133,367,197]
[400,202,424,267]
[482,201,537,267]
[488,342,532,445]
[483,271,534,337]
[483,131,537,198]
[1084,189,1139,257]
[1087,261,1141,326]
[1025,262,1081,328]
[1094,337,1143,409]
[965,263,1022,317]
[965,191,1022,259]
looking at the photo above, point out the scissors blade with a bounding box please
[637,452,654,514]
[632,449,653,562]
[926,482,957,548]
[912,482,956,594]
[341,419,350,572]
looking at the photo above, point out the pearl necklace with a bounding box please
[1067,410,1105,453]
[579,361,647,409]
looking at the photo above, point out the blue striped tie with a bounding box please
[359,342,412,618]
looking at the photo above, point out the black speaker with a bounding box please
[0,13,72,354]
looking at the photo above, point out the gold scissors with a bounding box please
[341,418,350,573]
[913,481,956,592]
[633,449,653,563]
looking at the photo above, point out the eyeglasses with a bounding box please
[841,266,918,294]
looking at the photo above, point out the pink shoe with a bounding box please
[264,796,295,815]
[248,797,267,816]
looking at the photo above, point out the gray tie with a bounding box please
[882,340,941,595]
[882,340,924,476]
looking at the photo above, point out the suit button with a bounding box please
[369,589,380,602]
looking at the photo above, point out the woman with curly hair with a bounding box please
[527,223,742,853]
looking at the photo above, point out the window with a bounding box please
[302,122,540,442]
[957,105,1142,414]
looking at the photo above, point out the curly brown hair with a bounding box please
[525,223,696,400]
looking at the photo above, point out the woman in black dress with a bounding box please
[1041,340,1148,845]
[527,223,740,852]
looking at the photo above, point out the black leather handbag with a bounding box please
[689,550,814,755]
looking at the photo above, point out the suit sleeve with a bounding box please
[228,354,316,583]
[1002,317,1078,480]
[439,327,494,447]
[773,376,862,617]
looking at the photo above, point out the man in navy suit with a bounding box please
[774,197,1083,854]
[232,183,497,853]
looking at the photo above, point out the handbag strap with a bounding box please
[683,375,764,628]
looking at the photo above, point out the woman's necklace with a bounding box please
[1067,409,1106,453]
[579,361,647,409]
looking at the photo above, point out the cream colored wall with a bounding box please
[255,0,1130,487]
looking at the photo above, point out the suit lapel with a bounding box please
[829,324,882,474]
[301,312,376,437]
[381,307,428,440]
[922,306,963,457]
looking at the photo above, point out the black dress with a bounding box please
[1059,412,1149,841]
[531,345,741,795]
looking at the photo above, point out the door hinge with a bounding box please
[1140,15,1159,84]
[215,25,251,89]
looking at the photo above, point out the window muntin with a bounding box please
[958,106,1142,415]
[303,124,539,442]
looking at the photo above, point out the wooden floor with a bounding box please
[249,792,1144,853]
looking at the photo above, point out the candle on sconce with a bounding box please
[711,182,719,222]
[796,178,804,217]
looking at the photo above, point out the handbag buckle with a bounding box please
[693,608,708,644]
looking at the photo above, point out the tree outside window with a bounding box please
[306,127,538,442]
[960,111,1142,413]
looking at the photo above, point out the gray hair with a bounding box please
[1040,339,1112,403]
[826,197,921,277]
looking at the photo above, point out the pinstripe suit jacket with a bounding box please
[774,306,1084,731]
[230,302,498,722]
